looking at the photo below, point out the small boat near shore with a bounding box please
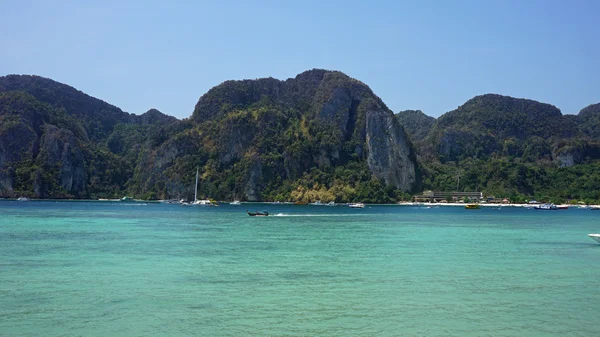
[588,234,600,244]
[465,204,480,209]
[348,202,365,208]
[17,196,29,202]
[247,210,269,217]
[193,199,218,206]
[534,203,558,210]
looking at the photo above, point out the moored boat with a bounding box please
[588,234,600,244]
[231,200,241,205]
[465,204,480,209]
[534,203,558,210]
[193,199,217,206]
[17,196,29,202]
[191,168,218,206]
[348,202,365,208]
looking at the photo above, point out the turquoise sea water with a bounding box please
[1,201,599,336]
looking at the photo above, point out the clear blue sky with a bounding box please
[1,0,598,119]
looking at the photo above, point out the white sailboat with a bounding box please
[191,168,215,206]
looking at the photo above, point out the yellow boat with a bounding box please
[465,204,480,209]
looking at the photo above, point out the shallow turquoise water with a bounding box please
[1,201,599,336]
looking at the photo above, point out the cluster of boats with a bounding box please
[463,203,575,210]
[180,199,219,206]
[174,169,243,207]
[307,200,365,208]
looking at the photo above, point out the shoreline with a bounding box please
[396,202,593,208]
[1,198,597,208]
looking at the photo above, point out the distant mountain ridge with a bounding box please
[395,93,600,202]
[0,70,419,202]
[132,69,419,202]
[0,75,177,198]
[1,71,599,202]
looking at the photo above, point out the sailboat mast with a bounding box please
[194,168,199,202]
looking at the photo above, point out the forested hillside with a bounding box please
[398,94,600,202]
[2,71,599,203]
[0,71,418,203]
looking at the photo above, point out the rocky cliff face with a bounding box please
[3,72,600,201]
[0,91,90,197]
[366,108,417,191]
[192,69,419,197]
[0,75,177,198]
[128,69,419,201]
[0,120,37,195]
[37,125,87,197]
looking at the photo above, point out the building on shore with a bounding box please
[414,190,483,203]
[485,196,511,204]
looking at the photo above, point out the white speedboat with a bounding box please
[534,203,557,210]
[348,202,365,208]
[309,200,324,206]
[231,200,241,205]
[588,234,600,244]
[17,196,29,202]
[325,201,336,206]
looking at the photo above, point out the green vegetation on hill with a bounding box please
[2,73,600,204]
[128,70,418,203]
[403,94,600,203]
[0,76,178,199]
[577,103,600,138]
[421,158,600,204]
[396,109,436,141]
[425,94,580,162]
